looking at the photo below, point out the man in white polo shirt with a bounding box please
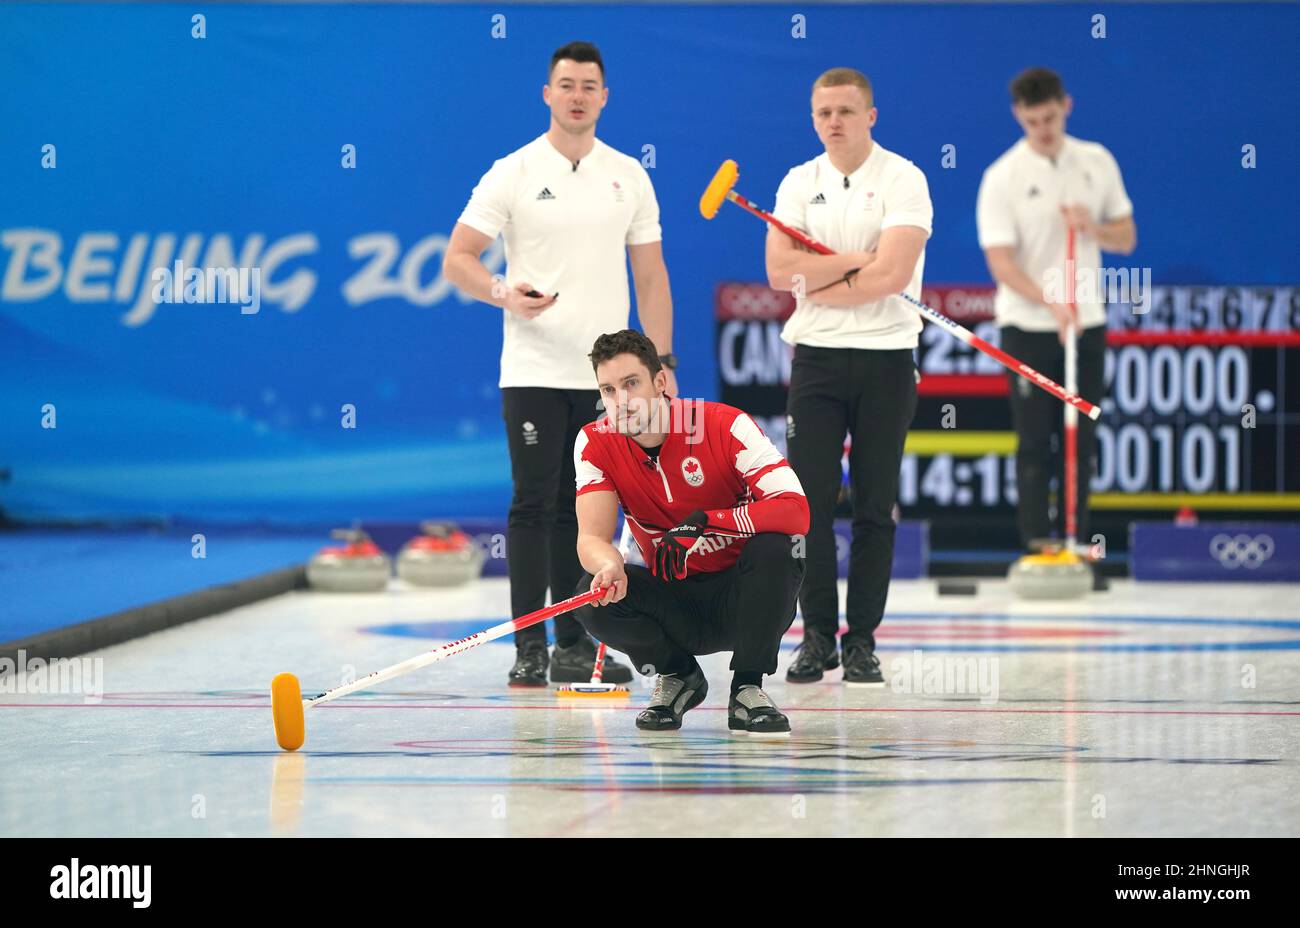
[976,67,1136,565]
[765,67,931,687]
[444,41,677,687]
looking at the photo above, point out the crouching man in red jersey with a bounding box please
[570,330,810,734]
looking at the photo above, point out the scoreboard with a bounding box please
[715,283,1300,534]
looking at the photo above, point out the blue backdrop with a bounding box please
[2,2,1296,524]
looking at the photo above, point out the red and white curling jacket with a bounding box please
[574,397,810,574]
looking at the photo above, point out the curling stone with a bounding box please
[1007,544,1092,600]
[306,528,392,592]
[396,521,485,587]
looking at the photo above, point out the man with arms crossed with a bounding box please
[766,68,932,687]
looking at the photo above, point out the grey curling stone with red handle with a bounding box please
[397,521,486,587]
[307,528,393,592]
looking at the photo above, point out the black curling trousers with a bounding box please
[785,344,918,651]
[1001,324,1106,549]
[501,386,602,648]
[571,533,806,677]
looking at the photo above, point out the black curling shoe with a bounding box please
[507,641,549,688]
[728,685,791,735]
[636,663,708,731]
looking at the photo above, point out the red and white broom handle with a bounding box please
[303,587,609,709]
[1064,223,1080,550]
[725,189,1101,421]
[580,520,629,686]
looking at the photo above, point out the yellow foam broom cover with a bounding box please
[699,160,739,219]
[271,672,306,751]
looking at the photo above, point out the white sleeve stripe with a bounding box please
[730,414,785,476]
[573,431,609,490]
[755,466,806,499]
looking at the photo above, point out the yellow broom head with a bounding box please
[555,683,631,699]
[271,672,306,751]
[699,159,739,219]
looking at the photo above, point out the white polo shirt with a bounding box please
[976,134,1133,332]
[457,134,663,389]
[772,142,933,350]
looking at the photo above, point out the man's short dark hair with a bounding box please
[589,329,661,376]
[1009,67,1066,106]
[549,41,604,81]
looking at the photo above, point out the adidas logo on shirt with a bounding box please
[808,192,827,204]
[536,188,556,200]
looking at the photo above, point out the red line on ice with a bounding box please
[2,703,1297,717]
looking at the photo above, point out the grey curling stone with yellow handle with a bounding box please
[1007,543,1092,600]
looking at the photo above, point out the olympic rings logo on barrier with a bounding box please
[1209,533,1275,569]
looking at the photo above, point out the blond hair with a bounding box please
[812,68,874,107]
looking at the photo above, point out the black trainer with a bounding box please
[636,663,708,731]
[785,629,839,683]
[728,685,791,735]
[507,641,549,688]
[549,636,633,684]
[841,638,884,687]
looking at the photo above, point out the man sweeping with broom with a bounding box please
[568,330,810,734]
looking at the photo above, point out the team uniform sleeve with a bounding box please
[1099,148,1134,224]
[456,156,515,240]
[976,165,1018,250]
[771,168,807,232]
[574,429,615,496]
[626,165,663,245]
[700,412,810,537]
[880,162,934,237]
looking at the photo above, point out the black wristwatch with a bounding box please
[658,353,678,370]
